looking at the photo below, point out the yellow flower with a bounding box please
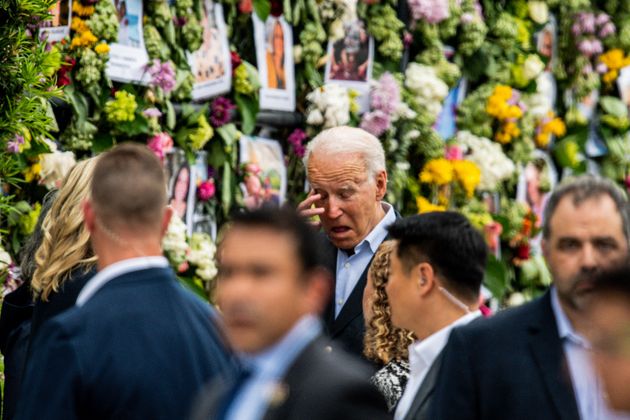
[548,118,566,137]
[494,85,513,100]
[71,29,97,49]
[95,43,110,54]
[535,132,551,148]
[600,49,625,70]
[452,160,481,198]
[603,70,619,84]
[416,196,446,214]
[72,0,95,16]
[71,17,89,33]
[419,158,453,186]
[24,162,42,183]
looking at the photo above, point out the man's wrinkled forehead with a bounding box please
[307,153,368,185]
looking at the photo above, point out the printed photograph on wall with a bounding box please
[238,136,287,210]
[253,14,296,111]
[105,0,150,84]
[324,19,374,113]
[39,0,71,42]
[188,0,232,101]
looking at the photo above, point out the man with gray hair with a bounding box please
[431,175,630,420]
[297,126,396,360]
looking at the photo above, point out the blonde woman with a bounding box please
[363,240,414,411]
[29,157,99,340]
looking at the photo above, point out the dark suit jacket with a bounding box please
[321,211,399,359]
[402,351,444,420]
[29,266,96,341]
[15,266,236,420]
[430,291,580,420]
[190,335,391,420]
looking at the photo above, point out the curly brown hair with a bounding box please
[363,240,414,364]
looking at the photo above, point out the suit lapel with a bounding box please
[329,267,368,337]
[527,293,580,420]
[403,351,444,420]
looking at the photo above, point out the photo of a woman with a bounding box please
[169,164,191,223]
[265,17,286,89]
[194,0,225,83]
[329,20,370,82]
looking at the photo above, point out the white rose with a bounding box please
[528,1,549,24]
[307,109,324,126]
[38,151,76,190]
[523,54,545,81]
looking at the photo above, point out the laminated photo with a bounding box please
[106,0,150,84]
[188,0,232,101]
[324,19,374,113]
[253,14,296,111]
[238,136,287,209]
[39,0,71,43]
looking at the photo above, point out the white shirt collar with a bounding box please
[350,202,396,254]
[408,311,481,376]
[550,287,589,348]
[76,256,170,307]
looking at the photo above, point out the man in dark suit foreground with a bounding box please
[385,212,487,420]
[431,175,630,420]
[193,206,390,420]
[16,144,235,420]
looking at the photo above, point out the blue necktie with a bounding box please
[217,366,253,420]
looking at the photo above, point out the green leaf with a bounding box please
[222,162,232,216]
[166,100,176,130]
[235,93,259,135]
[600,96,628,118]
[253,0,271,21]
[216,123,239,148]
[92,132,115,153]
[483,254,510,300]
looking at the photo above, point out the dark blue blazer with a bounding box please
[15,266,236,420]
[430,291,580,420]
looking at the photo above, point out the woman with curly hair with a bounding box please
[363,240,414,411]
[29,157,99,341]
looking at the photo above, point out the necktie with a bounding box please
[217,366,253,420]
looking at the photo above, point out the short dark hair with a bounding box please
[542,175,629,241]
[92,143,166,230]
[228,205,326,274]
[387,212,488,302]
[591,262,630,302]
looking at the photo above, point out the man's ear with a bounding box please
[417,262,436,297]
[375,170,387,201]
[83,199,96,233]
[160,206,174,239]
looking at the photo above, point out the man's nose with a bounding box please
[325,196,343,219]
[581,244,598,270]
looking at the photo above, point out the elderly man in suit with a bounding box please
[297,126,396,359]
[16,144,235,420]
[431,175,630,420]
[194,206,390,420]
[385,212,488,420]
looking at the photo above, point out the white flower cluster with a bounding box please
[306,84,351,129]
[187,232,218,281]
[39,150,77,190]
[0,242,12,272]
[526,73,556,117]
[456,130,516,190]
[162,214,189,267]
[404,63,449,119]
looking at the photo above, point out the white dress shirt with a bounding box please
[550,288,630,420]
[76,256,170,306]
[225,315,322,420]
[334,202,396,317]
[394,311,481,420]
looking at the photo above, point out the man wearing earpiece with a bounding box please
[384,212,488,420]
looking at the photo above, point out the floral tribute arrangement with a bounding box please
[2,0,630,306]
